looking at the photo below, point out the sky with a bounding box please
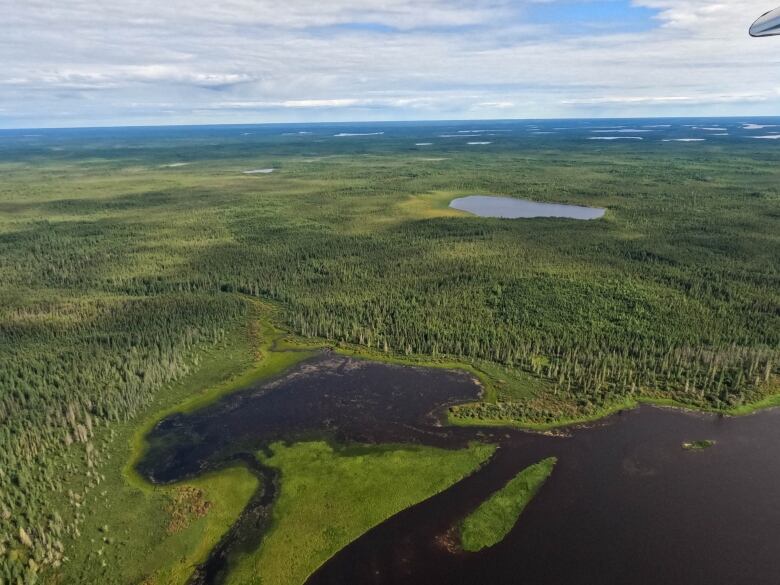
[1,0,779,128]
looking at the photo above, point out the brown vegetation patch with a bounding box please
[435,527,462,554]
[165,486,212,534]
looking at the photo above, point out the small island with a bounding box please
[459,457,557,552]
[682,440,716,451]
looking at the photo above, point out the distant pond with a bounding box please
[450,195,605,219]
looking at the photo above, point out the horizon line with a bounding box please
[3,114,780,132]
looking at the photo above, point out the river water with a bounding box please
[136,352,780,585]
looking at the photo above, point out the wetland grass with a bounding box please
[227,441,495,585]
[459,457,557,552]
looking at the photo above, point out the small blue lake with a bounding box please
[450,195,605,219]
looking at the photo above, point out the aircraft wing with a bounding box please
[751,7,780,36]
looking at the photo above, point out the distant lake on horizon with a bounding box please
[450,195,606,220]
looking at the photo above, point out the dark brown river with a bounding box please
[137,351,780,585]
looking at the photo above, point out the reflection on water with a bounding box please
[450,195,605,219]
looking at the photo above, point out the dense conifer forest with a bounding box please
[0,122,778,582]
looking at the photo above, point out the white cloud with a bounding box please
[1,0,780,126]
[209,97,438,109]
[1,0,510,31]
[562,92,775,105]
[474,101,516,109]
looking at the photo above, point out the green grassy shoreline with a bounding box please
[287,330,780,432]
[123,300,316,490]
[117,298,780,583]
[444,394,780,433]
[126,295,779,466]
[55,305,268,584]
[118,301,509,585]
[226,441,495,585]
[128,300,780,441]
[51,297,780,585]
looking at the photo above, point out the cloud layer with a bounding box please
[1,0,779,127]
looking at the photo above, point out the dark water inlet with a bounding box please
[138,352,492,584]
[309,406,780,585]
[138,352,484,485]
[136,352,780,585]
[188,454,278,585]
[450,195,606,219]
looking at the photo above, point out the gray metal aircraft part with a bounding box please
[751,7,780,36]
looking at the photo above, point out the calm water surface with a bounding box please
[450,195,605,219]
[310,405,780,585]
[137,352,780,585]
